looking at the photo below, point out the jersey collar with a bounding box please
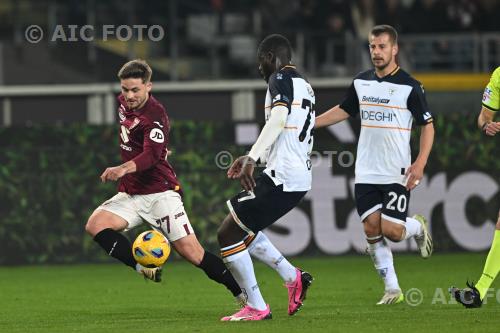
[118,93,153,113]
[374,66,400,81]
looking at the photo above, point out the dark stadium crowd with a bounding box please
[57,0,500,37]
[0,0,498,82]
[217,0,500,35]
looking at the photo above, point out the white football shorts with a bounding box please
[95,190,194,242]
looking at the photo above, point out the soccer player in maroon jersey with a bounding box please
[85,59,244,303]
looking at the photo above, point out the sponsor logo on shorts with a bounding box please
[174,211,185,219]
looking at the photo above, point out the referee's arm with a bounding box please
[478,106,500,136]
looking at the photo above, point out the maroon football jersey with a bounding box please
[116,94,181,195]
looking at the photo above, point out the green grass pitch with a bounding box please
[1,253,498,333]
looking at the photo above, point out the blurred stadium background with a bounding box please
[0,0,499,266]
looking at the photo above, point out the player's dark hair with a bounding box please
[370,25,398,45]
[257,34,292,62]
[118,59,152,83]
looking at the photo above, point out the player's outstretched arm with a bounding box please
[405,122,434,190]
[227,105,288,190]
[100,160,137,182]
[478,107,500,136]
[315,105,350,128]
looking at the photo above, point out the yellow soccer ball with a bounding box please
[132,230,171,267]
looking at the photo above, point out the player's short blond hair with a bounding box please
[117,59,152,83]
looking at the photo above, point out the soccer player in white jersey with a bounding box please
[315,25,434,305]
[217,34,315,321]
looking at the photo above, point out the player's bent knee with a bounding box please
[84,222,93,236]
[362,214,382,238]
[363,225,379,238]
[85,214,101,237]
[363,221,381,238]
[85,210,127,237]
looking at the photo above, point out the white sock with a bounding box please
[367,239,400,291]
[221,243,267,310]
[404,217,423,240]
[247,232,297,283]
